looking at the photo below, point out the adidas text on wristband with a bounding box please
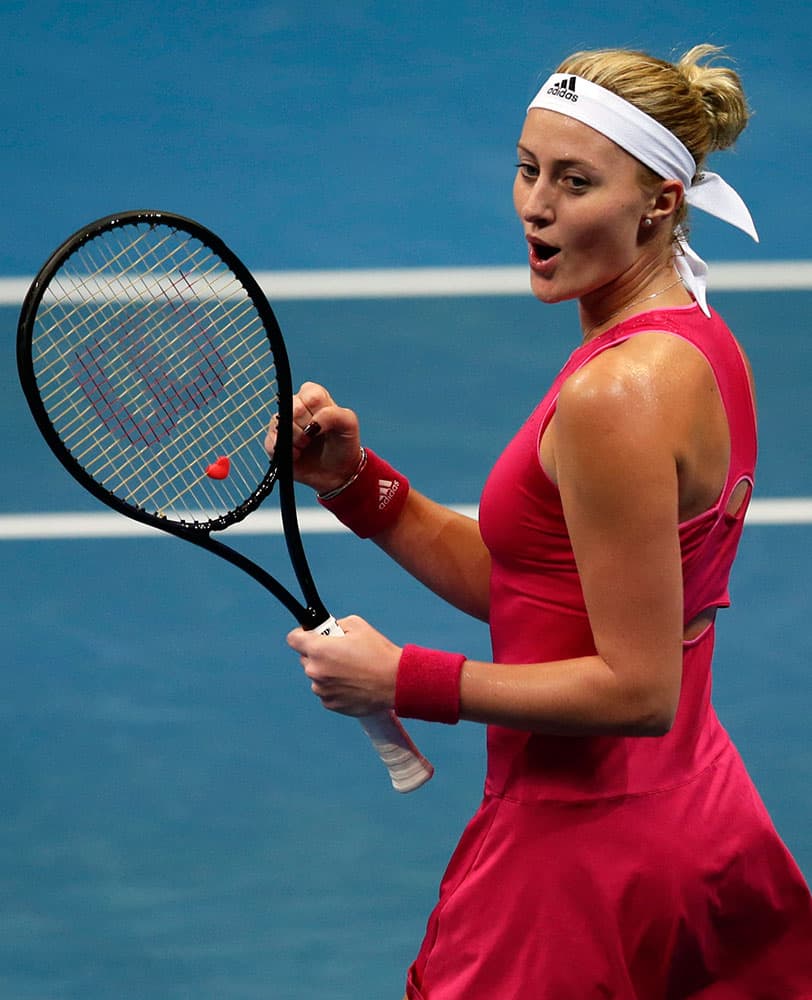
[317,448,410,538]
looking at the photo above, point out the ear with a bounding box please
[642,178,684,228]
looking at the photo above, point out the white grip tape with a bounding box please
[315,616,434,793]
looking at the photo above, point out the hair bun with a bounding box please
[677,45,750,152]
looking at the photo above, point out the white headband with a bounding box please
[527,73,759,316]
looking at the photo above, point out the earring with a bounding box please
[642,217,653,227]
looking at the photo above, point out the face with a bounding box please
[514,109,655,305]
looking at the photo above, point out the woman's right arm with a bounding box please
[266,382,491,622]
[371,489,491,622]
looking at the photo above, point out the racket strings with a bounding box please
[34,227,202,365]
[118,373,275,516]
[41,278,262,449]
[59,304,274,521]
[30,222,280,525]
[36,233,226,397]
[65,333,272,519]
[51,279,265,456]
[67,283,274,515]
[90,276,276,514]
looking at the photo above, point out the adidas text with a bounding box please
[378,478,400,510]
[546,76,578,102]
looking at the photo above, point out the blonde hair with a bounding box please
[556,45,751,227]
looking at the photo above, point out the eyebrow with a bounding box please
[516,143,599,172]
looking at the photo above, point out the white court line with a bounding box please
[252,261,812,299]
[2,260,812,304]
[1,499,811,541]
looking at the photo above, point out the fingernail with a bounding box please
[303,421,322,438]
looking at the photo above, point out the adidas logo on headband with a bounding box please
[546,75,578,102]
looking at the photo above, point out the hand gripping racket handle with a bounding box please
[315,617,434,793]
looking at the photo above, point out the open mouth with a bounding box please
[530,240,560,263]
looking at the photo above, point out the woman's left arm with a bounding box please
[460,347,685,735]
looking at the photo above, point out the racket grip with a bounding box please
[315,616,434,793]
[358,711,435,793]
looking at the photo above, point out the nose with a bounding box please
[516,176,554,226]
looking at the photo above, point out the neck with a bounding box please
[579,258,690,342]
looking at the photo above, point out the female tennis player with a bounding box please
[267,45,812,998]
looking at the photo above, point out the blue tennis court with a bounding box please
[1,3,810,998]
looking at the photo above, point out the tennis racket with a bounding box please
[16,209,433,793]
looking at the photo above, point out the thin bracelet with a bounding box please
[317,448,368,501]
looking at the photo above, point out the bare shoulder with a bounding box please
[551,331,735,519]
[557,331,717,433]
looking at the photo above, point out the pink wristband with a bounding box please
[318,448,410,538]
[395,645,466,725]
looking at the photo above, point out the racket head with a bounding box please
[17,210,435,792]
[17,210,294,535]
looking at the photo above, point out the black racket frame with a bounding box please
[16,209,330,631]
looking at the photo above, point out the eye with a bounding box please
[515,161,539,181]
[563,173,590,192]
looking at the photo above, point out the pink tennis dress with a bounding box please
[406,305,812,999]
